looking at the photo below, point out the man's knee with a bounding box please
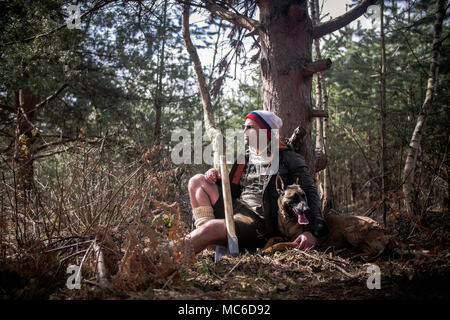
[188,173,205,192]
[189,174,219,203]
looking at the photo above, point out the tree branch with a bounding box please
[311,109,328,118]
[200,0,260,32]
[35,84,69,110]
[2,0,117,46]
[302,59,332,76]
[313,0,378,39]
[32,146,75,161]
[35,137,81,153]
[182,3,217,137]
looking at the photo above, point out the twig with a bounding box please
[84,163,145,233]
[76,241,95,282]
[162,270,178,289]
[93,238,110,287]
[45,239,93,252]
[297,250,355,278]
[58,248,89,264]
[224,256,244,278]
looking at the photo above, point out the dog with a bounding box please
[262,175,393,259]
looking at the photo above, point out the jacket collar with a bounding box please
[231,139,289,185]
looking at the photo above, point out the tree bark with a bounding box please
[402,0,446,214]
[310,0,332,211]
[153,0,168,149]
[380,0,388,225]
[13,89,38,196]
[311,0,324,200]
[258,0,316,172]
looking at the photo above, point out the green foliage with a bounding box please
[317,0,449,211]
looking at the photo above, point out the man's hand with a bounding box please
[294,231,317,250]
[204,168,221,184]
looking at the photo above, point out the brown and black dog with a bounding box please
[262,175,393,259]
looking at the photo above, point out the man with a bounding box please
[187,110,327,254]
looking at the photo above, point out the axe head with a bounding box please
[214,245,228,263]
[214,236,239,263]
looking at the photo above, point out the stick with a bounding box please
[93,238,109,287]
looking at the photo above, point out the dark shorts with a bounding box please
[212,195,267,251]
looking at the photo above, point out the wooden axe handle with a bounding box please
[219,155,237,239]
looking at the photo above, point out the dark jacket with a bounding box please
[220,143,328,239]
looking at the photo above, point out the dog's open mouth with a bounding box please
[293,207,309,225]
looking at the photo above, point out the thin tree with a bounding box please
[310,0,333,211]
[153,0,168,149]
[380,0,388,225]
[402,0,447,214]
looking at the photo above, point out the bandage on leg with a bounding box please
[192,206,215,228]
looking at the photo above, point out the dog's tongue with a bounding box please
[294,208,309,225]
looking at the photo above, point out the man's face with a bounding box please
[243,118,261,147]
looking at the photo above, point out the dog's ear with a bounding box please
[295,176,301,185]
[276,174,285,194]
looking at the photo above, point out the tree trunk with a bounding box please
[310,0,332,211]
[13,89,38,197]
[379,0,388,225]
[311,0,323,200]
[403,0,446,214]
[153,0,168,149]
[258,0,316,172]
[196,0,375,174]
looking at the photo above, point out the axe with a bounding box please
[214,155,239,262]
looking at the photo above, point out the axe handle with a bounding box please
[219,155,237,239]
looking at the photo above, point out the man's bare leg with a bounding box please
[186,219,228,254]
[187,174,227,253]
[188,173,220,208]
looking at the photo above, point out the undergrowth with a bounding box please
[0,144,194,299]
[0,142,449,300]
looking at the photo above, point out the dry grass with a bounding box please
[0,144,194,299]
[0,143,449,300]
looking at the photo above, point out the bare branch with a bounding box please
[32,146,75,160]
[35,84,69,110]
[35,137,81,153]
[200,0,260,32]
[311,109,328,118]
[182,3,216,137]
[302,59,332,76]
[313,0,377,39]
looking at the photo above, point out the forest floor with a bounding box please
[47,210,450,301]
[45,244,450,300]
[126,248,450,300]
[1,187,449,300]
